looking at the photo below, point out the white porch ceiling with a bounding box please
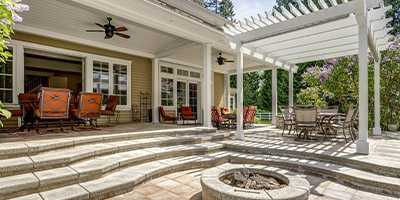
[223,0,393,65]
[17,0,188,57]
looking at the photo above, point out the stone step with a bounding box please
[0,132,228,177]
[11,151,400,200]
[0,127,217,159]
[0,143,224,200]
[222,139,400,178]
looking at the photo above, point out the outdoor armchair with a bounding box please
[280,106,295,136]
[101,95,120,123]
[71,92,102,127]
[181,106,197,125]
[159,106,177,124]
[329,106,357,142]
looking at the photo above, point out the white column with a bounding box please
[236,44,244,139]
[272,67,278,126]
[224,74,231,109]
[289,66,294,107]
[355,0,370,154]
[373,56,382,136]
[152,58,160,123]
[202,44,213,128]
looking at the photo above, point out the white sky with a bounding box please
[232,0,276,20]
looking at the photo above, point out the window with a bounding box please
[93,61,109,104]
[177,69,189,77]
[161,66,173,74]
[0,48,13,103]
[161,78,174,106]
[190,71,200,78]
[113,64,128,105]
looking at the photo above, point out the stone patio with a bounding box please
[110,168,398,200]
[1,124,400,200]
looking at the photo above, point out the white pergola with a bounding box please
[221,0,392,154]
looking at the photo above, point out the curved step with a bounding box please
[0,127,216,159]
[10,151,400,200]
[0,132,228,177]
[222,139,400,178]
[0,143,224,200]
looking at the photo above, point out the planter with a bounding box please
[388,124,399,132]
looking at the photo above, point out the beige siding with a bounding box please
[6,32,153,126]
[213,72,225,107]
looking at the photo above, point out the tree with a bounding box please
[0,0,29,126]
[196,0,236,21]
[385,0,400,34]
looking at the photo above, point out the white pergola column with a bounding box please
[272,67,278,126]
[355,0,370,154]
[152,58,160,123]
[224,74,231,109]
[289,66,294,107]
[373,56,382,136]
[236,44,244,139]
[202,43,213,128]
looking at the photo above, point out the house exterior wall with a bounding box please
[213,72,225,107]
[4,32,153,126]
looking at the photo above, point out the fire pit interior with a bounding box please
[220,168,287,190]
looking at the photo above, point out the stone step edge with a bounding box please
[0,132,228,177]
[0,127,217,159]
[222,140,400,178]
[1,143,224,200]
[12,151,400,200]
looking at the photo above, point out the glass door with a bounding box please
[189,82,199,119]
[177,81,187,109]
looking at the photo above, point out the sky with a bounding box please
[232,0,276,20]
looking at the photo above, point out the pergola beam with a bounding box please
[234,0,380,44]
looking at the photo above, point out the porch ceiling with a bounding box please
[16,0,191,58]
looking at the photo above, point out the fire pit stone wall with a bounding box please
[201,164,310,200]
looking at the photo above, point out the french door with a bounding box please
[189,82,200,119]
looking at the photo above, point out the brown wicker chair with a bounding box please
[34,87,71,133]
[159,106,177,124]
[71,92,102,127]
[101,95,120,123]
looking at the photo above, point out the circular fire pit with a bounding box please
[201,164,310,200]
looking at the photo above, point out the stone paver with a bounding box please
[109,169,399,200]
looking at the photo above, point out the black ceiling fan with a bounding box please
[217,52,234,65]
[86,17,130,39]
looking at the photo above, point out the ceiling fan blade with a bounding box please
[95,23,105,29]
[115,26,128,32]
[116,32,131,39]
[86,30,104,32]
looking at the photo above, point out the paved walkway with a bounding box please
[110,168,398,200]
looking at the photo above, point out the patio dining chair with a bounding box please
[211,106,229,129]
[71,92,102,127]
[330,106,357,142]
[243,106,257,128]
[280,106,295,136]
[34,87,71,133]
[294,107,318,140]
[318,105,339,136]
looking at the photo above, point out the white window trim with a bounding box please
[8,40,132,111]
[158,61,202,115]
[88,55,132,111]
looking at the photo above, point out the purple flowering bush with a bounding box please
[0,0,29,63]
